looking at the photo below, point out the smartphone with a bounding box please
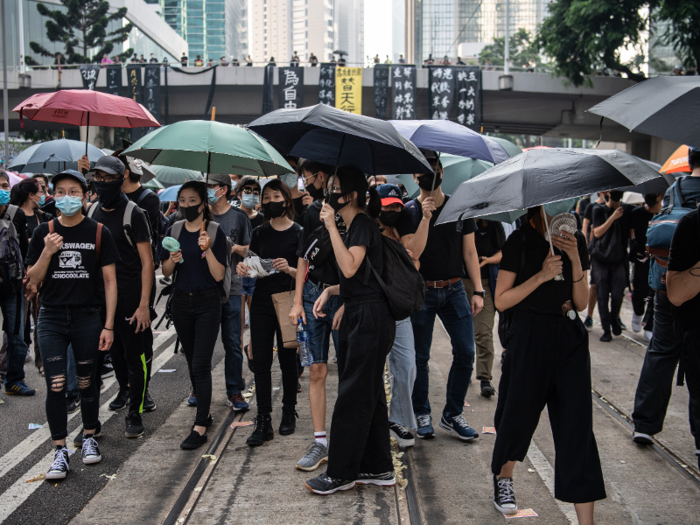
[297,176,305,193]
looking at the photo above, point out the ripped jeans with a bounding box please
[38,306,103,441]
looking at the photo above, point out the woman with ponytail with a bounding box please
[304,166,397,495]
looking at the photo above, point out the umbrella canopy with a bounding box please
[13,90,160,129]
[148,164,203,186]
[248,104,433,175]
[142,178,165,191]
[587,76,700,148]
[158,184,182,202]
[436,148,663,225]
[487,137,523,157]
[3,171,26,187]
[396,154,493,199]
[7,139,105,174]
[389,120,511,164]
[660,145,691,175]
[124,121,294,177]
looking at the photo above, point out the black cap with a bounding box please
[89,156,126,177]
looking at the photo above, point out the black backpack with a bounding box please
[362,235,425,321]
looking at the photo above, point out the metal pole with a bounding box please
[2,0,10,165]
[504,0,510,75]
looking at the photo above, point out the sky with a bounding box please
[364,0,394,62]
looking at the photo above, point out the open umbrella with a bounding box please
[148,164,203,186]
[587,76,700,148]
[142,178,165,191]
[396,154,493,199]
[8,138,105,174]
[248,104,433,175]
[13,90,161,156]
[3,171,26,187]
[488,137,523,157]
[660,145,691,175]
[436,148,663,225]
[389,120,512,164]
[157,184,182,202]
[124,120,294,178]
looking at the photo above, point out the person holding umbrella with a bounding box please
[491,201,606,520]
[160,181,228,450]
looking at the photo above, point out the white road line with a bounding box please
[0,326,177,522]
[526,441,578,524]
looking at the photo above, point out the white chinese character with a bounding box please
[457,71,467,82]
[284,100,297,108]
[441,95,450,108]
[284,70,300,86]
[465,99,474,110]
[467,86,475,97]
[458,100,466,109]
[396,106,404,119]
[432,110,440,119]
[433,68,443,79]
[284,88,297,101]
[404,105,413,117]
[404,68,412,77]
[404,80,413,91]
[394,94,404,104]
[438,111,448,119]
[467,71,477,82]
[394,68,402,78]
[443,69,453,80]
[404,93,413,104]
[466,113,475,125]
[433,95,441,107]
[457,114,465,124]
[439,81,450,93]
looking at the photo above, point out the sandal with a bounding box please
[38,367,44,376]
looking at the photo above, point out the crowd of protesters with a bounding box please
[3,143,700,525]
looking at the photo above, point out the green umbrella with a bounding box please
[397,154,494,199]
[148,164,203,186]
[487,137,522,158]
[123,120,294,178]
[142,178,165,190]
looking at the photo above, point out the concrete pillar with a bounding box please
[626,138,651,161]
[649,136,683,165]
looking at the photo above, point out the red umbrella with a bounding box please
[13,90,160,156]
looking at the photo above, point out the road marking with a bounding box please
[0,327,177,522]
[526,441,578,524]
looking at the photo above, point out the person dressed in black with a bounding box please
[491,202,605,522]
[160,181,228,450]
[236,179,302,446]
[304,166,396,495]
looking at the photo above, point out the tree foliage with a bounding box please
[29,0,134,64]
[479,28,545,70]
[538,0,700,86]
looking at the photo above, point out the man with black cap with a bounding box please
[119,154,162,249]
[87,156,155,438]
[207,173,251,412]
[403,149,483,442]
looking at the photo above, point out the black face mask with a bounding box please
[328,193,349,213]
[644,194,660,207]
[93,178,126,209]
[306,182,325,200]
[181,204,203,222]
[417,172,442,191]
[609,191,623,203]
[379,210,401,227]
[603,194,610,202]
[262,201,286,219]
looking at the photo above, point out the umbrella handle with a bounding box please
[83,112,90,174]
[200,221,210,251]
[542,207,564,281]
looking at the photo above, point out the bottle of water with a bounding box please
[297,318,312,367]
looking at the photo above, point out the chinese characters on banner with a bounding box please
[428,66,455,120]
[335,67,362,114]
[126,65,143,103]
[456,67,481,130]
[79,65,100,90]
[373,65,390,119]
[143,65,161,122]
[391,65,416,120]
[278,67,304,109]
[106,65,122,96]
[318,63,336,105]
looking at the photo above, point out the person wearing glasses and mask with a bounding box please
[26,169,119,480]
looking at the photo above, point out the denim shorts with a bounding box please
[302,280,342,364]
[242,277,256,296]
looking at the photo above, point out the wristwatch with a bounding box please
[473,290,485,298]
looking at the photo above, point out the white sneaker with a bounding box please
[644,330,653,343]
[631,313,643,333]
[46,448,70,480]
[633,431,653,444]
[82,436,102,464]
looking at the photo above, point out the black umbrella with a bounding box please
[247,104,433,175]
[333,50,348,56]
[436,148,663,225]
[617,172,675,195]
[588,76,700,148]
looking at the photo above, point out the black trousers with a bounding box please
[492,311,606,504]
[682,332,700,452]
[631,260,650,317]
[110,291,153,414]
[172,288,221,427]
[250,293,297,415]
[327,295,396,480]
[591,260,626,332]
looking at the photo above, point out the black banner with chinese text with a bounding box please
[391,65,416,120]
[79,65,100,90]
[278,67,304,109]
[373,65,390,119]
[428,66,454,120]
[318,63,336,106]
[143,65,161,122]
[106,65,122,96]
[456,67,481,130]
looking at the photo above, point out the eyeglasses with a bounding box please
[55,189,84,197]
[241,187,260,196]
[93,173,121,182]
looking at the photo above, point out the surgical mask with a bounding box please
[207,187,219,205]
[37,194,46,205]
[241,194,259,209]
[416,172,442,191]
[306,182,324,200]
[181,204,203,222]
[0,190,9,206]
[609,191,623,203]
[543,198,576,218]
[55,196,83,217]
[379,210,401,227]
[328,193,348,213]
[262,200,286,219]
[93,179,125,209]
[280,174,298,189]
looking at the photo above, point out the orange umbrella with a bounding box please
[660,145,690,174]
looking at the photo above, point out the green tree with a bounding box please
[29,0,134,64]
[479,28,545,70]
[655,1,700,72]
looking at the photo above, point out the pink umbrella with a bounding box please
[4,171,27,187]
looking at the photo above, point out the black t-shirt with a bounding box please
[249,212,265,229]
[249,221,302,296]
[296,199,346,286]
[395,209,418,238]
[591,203,633,251]
[470,220,506,280]
[583,201,599,223]
[404,196,477,281]
[26,218,120,307]
[339,212,383,300]
[629,205,654,260]
[25,211,52,241]
[91,201,151,291]
[499,223,590,316]
[668,209,700,333]
[292,196,306,225]
[181,56,188,66]
[578,197,591,219]
[126,187,161,238]
[159,221,228,293]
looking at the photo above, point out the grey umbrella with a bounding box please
[587,76,700,148]
[8,138,105,174]
[436,148,663,225]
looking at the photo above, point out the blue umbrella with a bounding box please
[158,184,182,202]
[8,138,105,174]
[389,120,512,164]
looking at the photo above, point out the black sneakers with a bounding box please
[82,436,102,464]
[125,412,145,438]
[493,475,517,515]
[143,390,156,412]
[66,396,81,414]
[74,421,102,448]
[279,409,298,435]
[389,422,415,448]
[600,331,612,342]
[46,447,70,480]
[305,472,356,495]
[480,380,496,398]
[180,430,207,450]
[356,471,396,486]
[109,387,129,410]
[247,413,274,446]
